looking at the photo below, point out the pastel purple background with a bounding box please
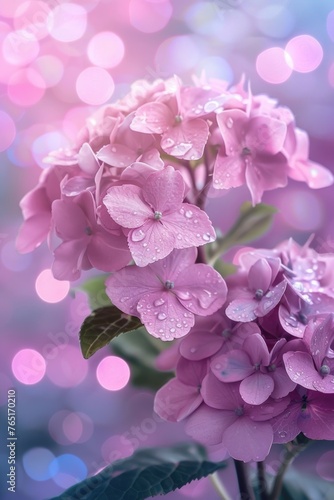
[1,0,334,498]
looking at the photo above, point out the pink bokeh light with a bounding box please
[35,269,70,303]
[13,1,53,41]
[256,47,293,84]
[49,410,94,445]
[48,3,87,43]
[76,67,115,105]
[7,67,45,106]
[0,0,24,19]
[96,356,130,391]
[31,55,64,87]
[12,348,46,385]
[285,35,323,73]
[101,434,134,462]
[87,31,125,69]
[2,31,40,66]
[129,0,173,33]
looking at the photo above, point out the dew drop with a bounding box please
[226,117,234,129]
[190,347,197,353]
[131,228,145,242]
[154,298,165,307]
[157,312,167,321]
[111,146,117,152]
[185,210,193,219]
[202,233,211,242]
[170,328,176,333]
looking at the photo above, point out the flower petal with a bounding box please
[246,116,287,155]
[88,231,130,272]
[202,372,242,410]
[176,357,208,387]
[225,297,257,322]
[103,184,152,228]
[97,143,137,168]
[211,350,253,382]
[137,290,195,340]
[212,153,246,190]
[161,118,209,160]
[143,166,184,214]
[185,404,236,445]
[283,351,319,390]
[240,373,274,405]
[16,213,51,253]
[243,333,270,366]
[131,102,173,134]
[52,239,88,281]
[255,280,287,317]
[129,219,175,267]
[154,379,202,422]
[248,258,272,293]
[223,417,273,462]
[52,199,88,240]
[217,109,249,152]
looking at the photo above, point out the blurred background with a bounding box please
[1,0,334,498]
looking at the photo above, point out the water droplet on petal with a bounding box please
[226,117,234,129]
[185,210,193,219]
[202,233,211,242]
[157,312,167,321]
[154,298,165,307]
[131,228,145,242]
[190,347,197,353]
[170,328,176,333]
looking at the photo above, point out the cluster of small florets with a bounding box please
[154,239,334,462]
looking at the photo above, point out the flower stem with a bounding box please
[209,472,232,500]
[269,435,311,500]
[257,461,268,500]
[234,460,255,500]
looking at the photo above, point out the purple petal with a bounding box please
[211,350,253,382]
[202,372,242,410]
[143,166,184,214]
[131,102,173,134]
[52,239,88,281]
[223,417,273,462]
[163,204,215,249]
[175,264,227,316]
[106,265,161,316]
[176,357,208,387]
[217,109,249,152]
[283,351,319,390]
[16,213,51,253]
[97,143,137,168]
[180,330,223,361]
[271,401,301,443]
[248,258,272,293]
[161,118,209,160]
[212,153,245,190]
[243,334,270,366]
[128,219,175,267]
[255,280,287,317]
[309,314,334,369]
[88,232,130,272]
[78,143,100,175]
[137,291,195,340]
[246,116,287,155]
[249,396,290,422]
[301,393,334,439]
[154,379,202,422]
[225,297,257,322]
[240,373,274,405]
[103,185,152,228]
[148,248,197,283]
[185,404,236,445]
[279,304,305,338]
[121,161,164,185]
[52,199,87,240]
[270,367,297,398]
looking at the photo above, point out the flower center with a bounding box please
[268,363,276,372]
[175,114,182,124]
[222,328,232,339]
[255,288,264,300]
[85,226,93,235]
[234,407,244,416]
[242,147,251,156]
[164,280,174,290]
[298,312,308,325]
[154,211,163,220]
[320,364,330,376]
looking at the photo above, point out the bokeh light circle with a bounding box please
[257,5,295,38]
[2,31,39,66]
[76,67,114,105]
[316,451,334,481]
[48,3,87,43]
[32,131,68,169]
[0,111,16,152]
[45,345,88,388]
[13,1,53,41]
[129,0,172,33]
[101,435,134,462]
[0,0,23,18]
[32,55,64,87]
[50,454,87,488]
[96,356,130,391]
[35,269,70,303]
[1,240,32,271]
[23,447,56,481]
[327,10,334,42]
[7,68,45,106]
[285,35,323,73]
[12,349,46,385]
[87,32,125,68]
[155,35,201,74]
[280,189,324,231]
[49,410,94,445]
[256,47,293,84]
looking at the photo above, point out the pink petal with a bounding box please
[176,357,208,387]
[16,213,51,253]
[97,144,137,168]
[175,264,227,316]
[243,333,270,366]
[312,374,334,393]
[283,351,319,390]
[128,219,175,267]
[137,291,195,340]
[52,239,88,281]
[248,258,272,293]
[293,159,334,189]
[161,118,209,160]
[185,405,236,445]
[163,204,215,249]
[249,396,290,421]
[202,372,242,410]
[52,199,88,240]
[106,265,161,316]
[78,143,100,175]
[131,102,173,134]
[121,161,164,186]
[271,402,301,444]
[19,183,50,218]
[180,330,223,361]
[103,185,152,228]
[245,156,288,206]
[278,304,305,338]
[212,153,246,190]
[143,166,184,214]
[270,367,297,398]
[240,373,274,405]
[225,297,257,322]
[88,232,130,272]
[211,350,253,382]
[140,148,164,169]
[217,109,249,153]
[246,116,287,155]
[255,280,287,317]
[309,314,334,368]
[301,394,334,439]
[154,379,202,422]
[148,248,198,282]
[223,417,273,462]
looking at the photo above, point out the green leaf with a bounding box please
[77,275,111,309]
[111,327,174,390]
[207,202,277,265]
[79,306,142,359]
[49,443,227,500]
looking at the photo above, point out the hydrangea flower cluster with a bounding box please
[154,240,334,462]
[17,75,334,464]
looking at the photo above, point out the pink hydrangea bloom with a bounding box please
[106,248,227,340]
[103,166,215,266]
[52,190,130,280]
